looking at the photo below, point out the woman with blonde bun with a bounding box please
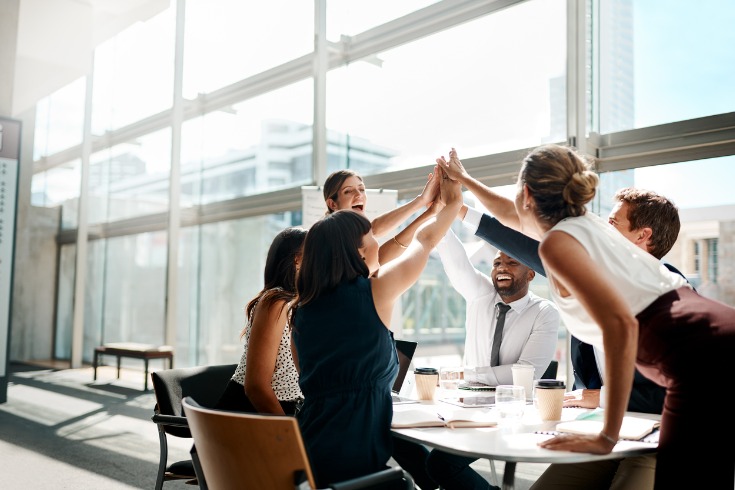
[439,144,735,490]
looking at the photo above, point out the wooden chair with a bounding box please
[182,396,415,490]
[150,364,237,489]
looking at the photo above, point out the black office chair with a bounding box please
[541,360,558,379]
[150,363,237,489]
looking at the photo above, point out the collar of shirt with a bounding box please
[500,291,533,314]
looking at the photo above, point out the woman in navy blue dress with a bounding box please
[291,166,461,487]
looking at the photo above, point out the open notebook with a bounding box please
[392,339,418,404]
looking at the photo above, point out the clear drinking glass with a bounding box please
[495,385,526,425]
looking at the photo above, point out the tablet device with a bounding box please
[440,396,496,408]
[458,381,495,392]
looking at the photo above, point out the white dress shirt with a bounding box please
[436,228,560,386]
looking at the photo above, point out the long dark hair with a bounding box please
[289,210,371,326]
[242,227,307,338]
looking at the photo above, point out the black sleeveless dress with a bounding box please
[293,276,399,487]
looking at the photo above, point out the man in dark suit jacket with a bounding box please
[457,187,685,489]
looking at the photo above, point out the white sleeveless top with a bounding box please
[546,213,688,347]
[231,308,303,402]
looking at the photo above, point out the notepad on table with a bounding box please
[392,408,498,429]
[555,415,660,441]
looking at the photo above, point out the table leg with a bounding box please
[502,461,516,490]
[144,359,149,391]
[116,356,121,379]
[93,351,99,381]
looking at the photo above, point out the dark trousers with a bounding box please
[214,379,300,414]
[426,450,497,490]
[391,436,438,490]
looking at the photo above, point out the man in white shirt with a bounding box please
[437,228,560,385]
[424,227,560,490]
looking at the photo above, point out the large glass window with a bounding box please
[327,0,567,173]
[91,6,175,133]
[177,212,300,367]
[88,129,172,223]
[597,0,735,133]
[101,232,167,346]
[33,78,85,160]
[55,239,120,364]
[31,159,82,229]
[326,0,438,40]
[183,0,313,99]
[180,81,313,206]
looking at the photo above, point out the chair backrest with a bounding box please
[151,363,237,438]
[182,396,316,490]
[541,360,558,380]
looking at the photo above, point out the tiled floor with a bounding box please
[1,363,193,489]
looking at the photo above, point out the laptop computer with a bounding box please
[392,339,419,404]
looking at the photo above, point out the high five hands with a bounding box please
[437,163,462,207]
[437,147,469,183]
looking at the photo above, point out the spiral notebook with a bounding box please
[553,411,661,441]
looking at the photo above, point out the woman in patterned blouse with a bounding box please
[215,227,306,415]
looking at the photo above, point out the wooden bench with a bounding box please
[93,343,174,391]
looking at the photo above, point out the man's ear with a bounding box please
[638,227,654,248]
[527,269,536,282]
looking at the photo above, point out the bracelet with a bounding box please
[392,236,408,249]
[599,432,617,445]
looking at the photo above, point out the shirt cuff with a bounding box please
[599,385,607,408]
[462,206,484,234]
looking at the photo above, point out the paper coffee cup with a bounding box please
[511,363,535,401]
[414,367,439,401]
[534,379,566,421]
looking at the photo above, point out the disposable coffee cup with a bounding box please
[414,367,439,401]
[511,363,535,401]
[533,379,566,421]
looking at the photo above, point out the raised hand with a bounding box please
[439,166,462,207]
[437,147,469,183]
[418,166,440,209]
